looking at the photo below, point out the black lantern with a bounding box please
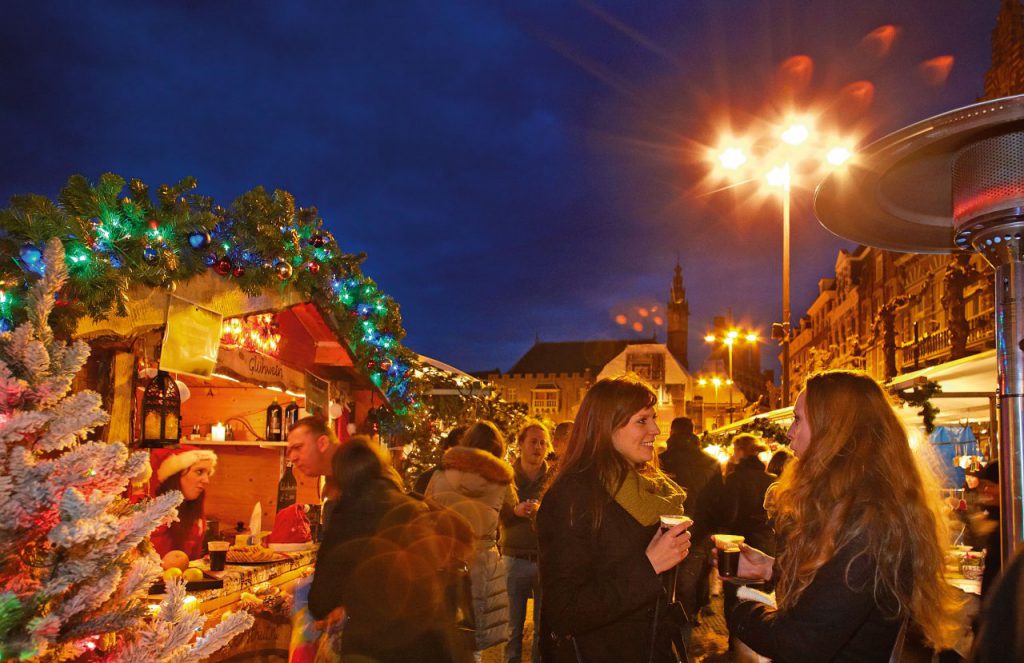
[141,371,181,448]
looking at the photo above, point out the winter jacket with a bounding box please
[722,456,777,553]
[537,473,681,663]
[308,480,474,663]
[658,433,724,541]
[731,534,903,662]
[499,459,550,557]
[426,446,516,651]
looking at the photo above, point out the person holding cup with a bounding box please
[728,370,963,661]
[537,375,693,663]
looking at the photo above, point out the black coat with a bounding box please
[537,473,679,663]
[309,481,473,663]
[722,456,776,553]
[731,536,902,662]
[658,434,724,541]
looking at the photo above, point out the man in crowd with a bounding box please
[500,420,552,663]
[286,415,340,481]
[657,416,725,649]
[548,421,572,464]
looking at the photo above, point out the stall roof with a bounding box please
[886,350,997,427]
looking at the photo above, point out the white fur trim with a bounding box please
[157,449,217,483]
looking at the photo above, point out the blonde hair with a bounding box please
[516,419,552,453]
[773,370,962,649]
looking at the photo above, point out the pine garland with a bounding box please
[895,378,942,433]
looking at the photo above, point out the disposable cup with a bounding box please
[713,534,745,550]
[659,515,692,532]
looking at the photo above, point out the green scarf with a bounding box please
[611,469,686,526]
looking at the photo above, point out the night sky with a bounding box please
[0,1,999,375]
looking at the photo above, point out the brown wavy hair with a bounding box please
[554,375,678,530]
[773,370,962,649]
[460,420,506,459]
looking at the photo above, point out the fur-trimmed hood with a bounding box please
[441,446,514,484]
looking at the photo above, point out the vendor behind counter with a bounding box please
[149,445,218,560]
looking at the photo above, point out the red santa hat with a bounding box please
[267,504,312,544]
[149,445,218,494]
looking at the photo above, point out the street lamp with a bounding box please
[704,329,758,422]
[697,375,732,429]
[710,117,853,407]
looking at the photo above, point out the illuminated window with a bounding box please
[531,385,560,415]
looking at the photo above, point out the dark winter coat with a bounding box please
[426,446,516,651]
[731,535,903,662]
[537,473,680,663]
[658,433,724,541]
[308,481,473,663]
[499,459,550,557]
[722,455,777,553]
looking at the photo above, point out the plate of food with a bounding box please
[150,566,223,593]
[226,545,289,565]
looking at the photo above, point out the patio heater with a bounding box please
[814,94,1024,569]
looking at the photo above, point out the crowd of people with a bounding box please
[292,369,1023,663]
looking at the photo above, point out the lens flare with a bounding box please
[861,24,899,57]
[919,55,954,86]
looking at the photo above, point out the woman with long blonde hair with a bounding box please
[730,370,962,661]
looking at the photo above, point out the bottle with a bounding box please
[277,462,297,512]
[283,399,300,435]
[266,398,283,441]
[225,423,234,440]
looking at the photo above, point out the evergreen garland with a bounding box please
[895,378,942,433]
[0,174,417,407]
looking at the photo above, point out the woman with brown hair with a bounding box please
[537,375,693,662]
[730,370,963,661]
[149,445,217,561]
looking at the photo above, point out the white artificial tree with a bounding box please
[0,238,252,661]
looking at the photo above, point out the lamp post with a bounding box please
[697,375,731,429]
[710,118,852,407]
[705,329,758,422]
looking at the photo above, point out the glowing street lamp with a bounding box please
[709,116,854,407]
[697,375,732,429]
[704,329,758,423]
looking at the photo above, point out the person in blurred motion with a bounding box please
[537,375,693,662]
[500,420,552,663]
[149,445,217,560]
[427,420,516,660]
[308,435,474,663]
[721,433,776,555]
[658,416,724,643]
[414,425,467,495]
[765,447,793,478]
[728,371,962,661]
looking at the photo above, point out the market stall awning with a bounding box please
[887,350,998,427]
[277,303,353,368]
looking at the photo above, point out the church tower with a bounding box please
[667,261,690,369]
[983,0,1024,100]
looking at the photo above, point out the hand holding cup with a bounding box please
[711,535,774,581]
[646,515,693,574]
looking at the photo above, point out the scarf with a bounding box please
[611,468,686,526]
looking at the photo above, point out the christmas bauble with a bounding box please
[214,257,233,276]
[232,265,245,278]
[366,360,376,370]
[19,244,42,266]
[188,230,211,250]
[205,252,219,267]
[0,318,11,333]
[308,261,320,274]
[275,261,293,280]
[148,219,160,231]
[311,233,326,248]
[380,359,393,372]
[261,261,274,272]
[143,247,158,264]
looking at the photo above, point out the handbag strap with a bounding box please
[888,617,909,663]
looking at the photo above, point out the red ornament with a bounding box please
[308,261,320,274]
[148,219,160,230]
[214,257,233,276]
[380,359,393,372]
[366,360,376,370]
[232,265,246,278]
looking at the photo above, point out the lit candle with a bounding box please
[211,422,226,442]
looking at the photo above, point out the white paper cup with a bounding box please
[713,534,745,550]
[659,515,692,531]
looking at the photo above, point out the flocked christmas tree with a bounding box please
[0,238,252,661]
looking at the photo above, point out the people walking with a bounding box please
[537,375,693,663]
[728,370,963,661]
[500,420,552,663]
[427,420,515,659]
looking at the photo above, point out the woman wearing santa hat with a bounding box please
[149,445,218,560]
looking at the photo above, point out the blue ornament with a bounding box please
[188,230,211,251]
[205,253,219,267]
[19,244,42,266]
[0,318,10,333]
[110,255,123,269]
[143,247,158,264]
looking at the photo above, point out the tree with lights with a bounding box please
[0,239,253,661]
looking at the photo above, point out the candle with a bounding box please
[211,422,226,442]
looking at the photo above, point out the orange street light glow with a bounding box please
[827,146,852,165]
[780,124,810,145]
[766,164,790,187]
[718,147,747,170]
[704,334,716,343]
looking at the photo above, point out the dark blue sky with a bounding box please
[0,1,998,374]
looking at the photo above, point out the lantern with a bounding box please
[141,371,181,448]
